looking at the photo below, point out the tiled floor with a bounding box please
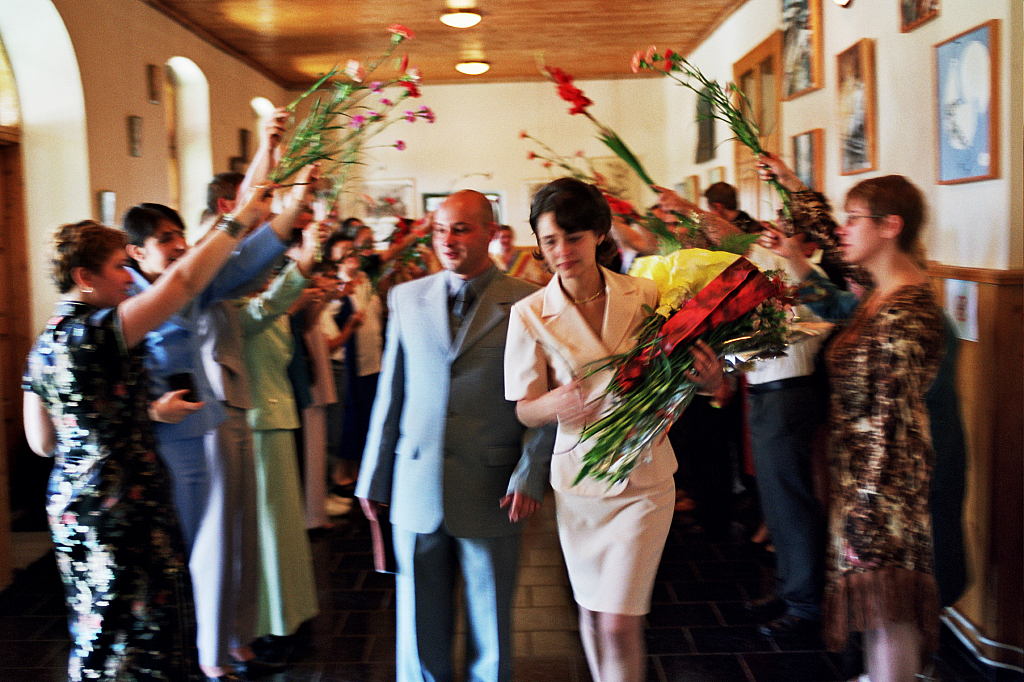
[0,497,997,682]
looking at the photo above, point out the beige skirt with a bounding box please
[554,477,674,615]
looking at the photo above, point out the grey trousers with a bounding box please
[747,383,825,621]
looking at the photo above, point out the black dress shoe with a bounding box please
[758,613,820,639]
[230,657,277,681]
[743,595,786,620]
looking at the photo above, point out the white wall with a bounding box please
[664,0,1021,270]
[4,0,1020,332]
[330,78,668,246]
[4,0,287,330]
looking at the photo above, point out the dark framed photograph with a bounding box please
[423,191,503,223]
[935,20,999,184]
[901,0,939,33]
[782,0,822,99]
[127,115,143,157]
[792,128,823,191]
[837,39,876,176]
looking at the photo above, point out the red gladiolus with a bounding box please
[604,194,638,219]
[527,151,536,160]
[400,80,421,98]
[547,67,593,115]
[615,356,645,392]
[388,24,415,40]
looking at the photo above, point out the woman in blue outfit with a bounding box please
[22,190,271,681]
[121,168,316,680]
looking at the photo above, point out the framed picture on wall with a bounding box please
[935,20,1000,184]
[707,166,726,186]
[837,39,876,176]
[901,0,939,33]
[362,178,417,243]
[782,0,822,99]
[675,175,701,203]
[791,129,823,191]
[423,191,503,223]
[592,156,643,207]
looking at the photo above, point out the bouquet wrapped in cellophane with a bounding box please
[574,249,795,485]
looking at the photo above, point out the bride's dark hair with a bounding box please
[529,177,619,269]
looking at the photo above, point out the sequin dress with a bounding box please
[22,300,197,681]
[821,285,944,651]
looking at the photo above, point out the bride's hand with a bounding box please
[549,380,600,428]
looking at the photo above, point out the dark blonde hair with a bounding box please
[52,220,128,294]
[846,175,926,259]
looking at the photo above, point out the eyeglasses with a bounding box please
[842,212,885,225]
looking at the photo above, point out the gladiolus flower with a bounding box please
[542,161,552,168]
[381,98,393,106]
[527,151,536,160]
[399,54,409,73]
[345,60,365,82]
[645,45,658,62]
[518,130,528,139]
[388,24,415,40]
[400,80,421,98]
[407,66,422,82]
[546,67,593,115]
[370,81,383,92]
[350,114,366,129]
[404,110,416,123]
[394,140,406,151]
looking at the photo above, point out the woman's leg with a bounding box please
[578,606,647,682]
[864,621,923,682]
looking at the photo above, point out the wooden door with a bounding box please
[0,125,28,592]
[732,31,783,222]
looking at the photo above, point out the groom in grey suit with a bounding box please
[356,190,552,682]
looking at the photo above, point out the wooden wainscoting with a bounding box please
[928,262,1023,669]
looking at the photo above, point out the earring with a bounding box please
[80,286,94,294]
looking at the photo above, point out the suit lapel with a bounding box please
[539,267,644,373]
[420,273,454,354]
[451,275,509,359]
[600,268,643,355]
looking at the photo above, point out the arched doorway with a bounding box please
[165,56,212,235]
[0,0,91,591]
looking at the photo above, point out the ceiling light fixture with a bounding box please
[455,60,490,75]
[440,9,482,28]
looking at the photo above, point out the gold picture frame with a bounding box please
[837,39,876,176]
[792,128,823,191]
[935,20,999,184]
[782,0,823,100]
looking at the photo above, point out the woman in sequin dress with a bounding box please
[22,190,271,681]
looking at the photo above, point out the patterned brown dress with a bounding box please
[821,284,944,651]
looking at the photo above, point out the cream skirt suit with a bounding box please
[505,266,677,615]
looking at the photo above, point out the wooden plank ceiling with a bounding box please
[142,0,750,88]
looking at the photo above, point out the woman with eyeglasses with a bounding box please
[758,153,945,682]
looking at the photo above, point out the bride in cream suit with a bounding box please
[505,178,723,682]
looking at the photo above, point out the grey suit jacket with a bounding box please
[356,268,553,537]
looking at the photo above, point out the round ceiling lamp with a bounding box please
[440,10,482,28]
[455,60,490,75]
